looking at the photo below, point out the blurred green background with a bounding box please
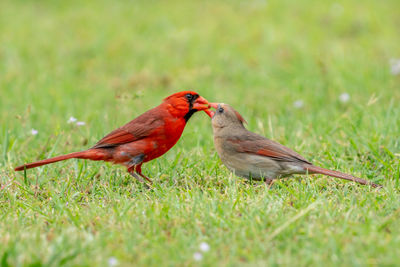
[1,0,400,266]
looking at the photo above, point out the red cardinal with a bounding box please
[209,103,380,188]
[15,91,210,184]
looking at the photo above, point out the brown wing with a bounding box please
[92,107,164,149]
[226,131,311,164]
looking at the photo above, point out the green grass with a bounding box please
[1,0,400,266]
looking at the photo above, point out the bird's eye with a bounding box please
[185,94,193,101]
[218,107,224,113]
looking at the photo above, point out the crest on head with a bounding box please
[233,109,247,125]
[163,91,200,102]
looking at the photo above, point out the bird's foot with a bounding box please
[264,178,275,189]
[139,173,153,184]
[129,171,152,189]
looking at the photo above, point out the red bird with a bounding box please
[15,91,210,184]
[209,103,380,188]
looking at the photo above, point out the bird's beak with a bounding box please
[202,103,219,118]
[193,96,213,118]
[204,109,215,118]
[209,103,219,109]
[192,96,210,111]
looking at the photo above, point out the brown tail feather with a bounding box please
[305,165,381,188]
[14,150,104,171]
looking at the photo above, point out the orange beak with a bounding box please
[192,96,210,110]
[202,102,219,118]
[209,103,219,109]
[204,109,214,118]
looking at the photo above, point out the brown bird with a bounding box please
[15,91,210,184]
[209,103,380,188]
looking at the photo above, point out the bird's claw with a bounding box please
[129,171,153,189]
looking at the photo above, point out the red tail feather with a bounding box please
[14,150,105,171]
[305,165,381,188]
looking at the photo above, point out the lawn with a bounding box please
[1,0,400,266]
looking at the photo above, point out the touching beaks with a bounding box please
[209,103,219,109]
[192,96,210,111]
[202,103,220,118]
[204,109,215,118]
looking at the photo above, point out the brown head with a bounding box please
[210,103,247,135]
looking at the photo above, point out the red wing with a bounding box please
[226,134,311,164]
[92,108,164,149]
[92,128,138,149]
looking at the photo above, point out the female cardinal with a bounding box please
[209,103,380,188]
[15,91,211,184]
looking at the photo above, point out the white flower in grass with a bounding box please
[108,257,118,267]
[76,121,86,126]
[293,100,304,109]
[339,93,350,103]
[193,252,203,261]
[68,116,77,123]
[31,129,38,135]
[199,242,210,252]
[390,58,400,75]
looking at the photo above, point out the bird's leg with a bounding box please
[127,166,146,183]
[264,178,274,185]
[128,165,150,189]
[135,164,153,184]
[126,154,152,186]
[264,178,275,189]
